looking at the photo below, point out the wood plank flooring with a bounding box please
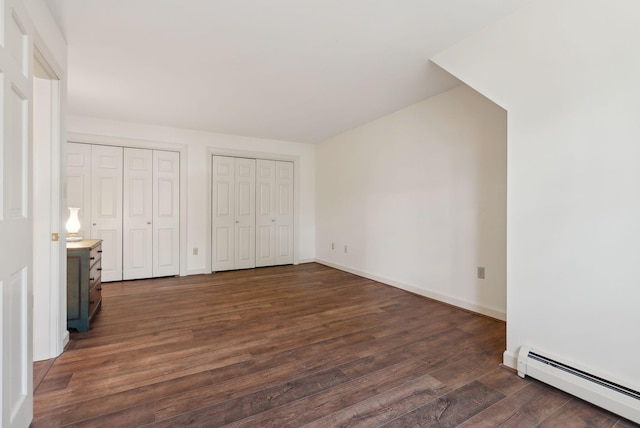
[32,263,636,427]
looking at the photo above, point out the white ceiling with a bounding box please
[45,0,530,143]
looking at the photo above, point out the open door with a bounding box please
[1,1,35,426]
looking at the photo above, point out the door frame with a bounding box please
[66,133,188,277]
[32,46,66,361]
[207,147,300,273]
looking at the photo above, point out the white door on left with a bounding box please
[0,1,34,426]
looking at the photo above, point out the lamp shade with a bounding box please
[66,207,82,241]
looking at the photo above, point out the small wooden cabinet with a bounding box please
[67,239,103,332]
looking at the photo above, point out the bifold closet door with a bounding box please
[67,143,180,281]
[256,160,294,267]
[123,148,153,280]
[153,150,180,277]
[213,156,292,272]
[212,156,235,271]
[256,160,277,267]
[256,159,293,267]
[234,158,256,269]
[211,156,256,271]
[274,161,294,265]
[91,145,124,282]
[66,143,92,239]
[67,142,122,281]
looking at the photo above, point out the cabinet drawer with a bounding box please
[89,260,101,289]
[88,285,102,319]
[89,245,102,266]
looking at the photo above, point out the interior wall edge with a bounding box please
[503,350,518,369]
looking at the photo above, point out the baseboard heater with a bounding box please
[517,346,640,424]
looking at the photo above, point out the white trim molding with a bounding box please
[316,259,507,321]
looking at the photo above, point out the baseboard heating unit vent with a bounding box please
[517,346,640,424]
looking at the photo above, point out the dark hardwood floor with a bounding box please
[32,263,636,427]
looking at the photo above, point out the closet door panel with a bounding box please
[123,148,153,280]
[234,158,256,269]
[66,143,92,239]
[212,156,291,271]
[91,145,123,281]
[256,160,276,267]
[212,156,235,271]
[153,150,180,277]
[275,161,294,265]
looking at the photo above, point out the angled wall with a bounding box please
[433,0,640,388]
[316,84,507,320]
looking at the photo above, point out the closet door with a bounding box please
[211,156,257,271]
[123,148,153,280]
[234,158,256,269]
[212,156,236,271]
[275,161,294,265]
[153,150,180,277]
[256,160,276,267]
[66,143,92,239]
[91,145,123,282]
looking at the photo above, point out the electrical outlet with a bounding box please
[331,242,334,250]
[477,266,485,279]
[193,248,198,255]
[344,245,348,253]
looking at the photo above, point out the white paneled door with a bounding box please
[234,158,256,269]
[123,148,153,280]
[91,145,124,282]
[212,156,236,271]
[0,2,34,426]
[211,156,257,271]
[255,160,294,267]
[67,144,180,280]
[66,143,92,240]
[256,160,276,267]
[153,150,180,277]
[274,161,294,265]
[212,156,292,272]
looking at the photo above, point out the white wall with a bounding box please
[67,116,316,274]
[433,0,640,388]
[315,84,507,320]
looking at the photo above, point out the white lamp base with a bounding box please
[67,236,83,242]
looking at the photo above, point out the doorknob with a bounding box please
[147,221,151,225]
[235,220,239,224]
[271,219,275,222]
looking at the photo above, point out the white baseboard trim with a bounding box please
[503,350,517,369]
[296,258,316,264]
[62,330,70,350]
[315,259,506,321]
